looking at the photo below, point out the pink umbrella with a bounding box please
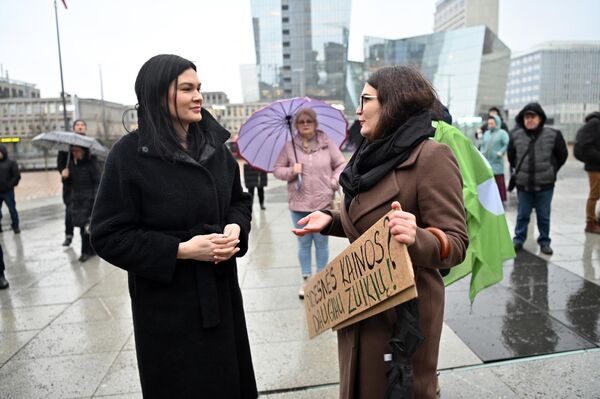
[237,97,347,172]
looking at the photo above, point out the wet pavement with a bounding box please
[0,156,600,398]
[445,252,599,362]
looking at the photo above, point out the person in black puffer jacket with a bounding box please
[573,111,600,234]
[63,145,101,262]
[0,144,21,233]
[507,102,568,255]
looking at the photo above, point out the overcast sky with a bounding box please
[1,0,598,105]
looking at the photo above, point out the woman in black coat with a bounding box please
[90,54,256,398]
[64,146,100,262]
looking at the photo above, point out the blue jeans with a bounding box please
[514,188,553,247]
[291,211,329,276]
[0,190,19,229]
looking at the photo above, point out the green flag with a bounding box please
[433,121,515,302]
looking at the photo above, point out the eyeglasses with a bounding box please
[297,119,315,125]
[358,94,377,112]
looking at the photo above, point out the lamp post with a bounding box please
[53,0,69,131]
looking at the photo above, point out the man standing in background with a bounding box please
[507,103,568,255]
[57,119,87,246]
[0,144,21,234]
[573,111,600,234]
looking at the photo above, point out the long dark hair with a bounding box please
[367,65,437,137]
[134,54,204,158]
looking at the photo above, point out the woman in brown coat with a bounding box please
[292,66,468,398]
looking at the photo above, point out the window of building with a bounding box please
[282,17,289,23]
[282,4,288,10]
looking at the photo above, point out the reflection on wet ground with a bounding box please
[445,249,600,362]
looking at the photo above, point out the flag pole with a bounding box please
[53,0,69,131]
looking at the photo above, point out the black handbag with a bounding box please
[508,148,530,192]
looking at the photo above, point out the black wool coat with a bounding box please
[243,163,268,188]
[66,155,100,227]
[90,110,257,399]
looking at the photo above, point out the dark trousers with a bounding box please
[0,245,4,274]
[495,174,507,202]
[65,206,74,236]
[248,186,265,206]
[0,190,19,228]
[80,228,94,255]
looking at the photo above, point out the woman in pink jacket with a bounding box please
[273,108,346,299]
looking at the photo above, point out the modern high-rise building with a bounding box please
[248,0,351,108]
[504,41,600,141]
[363,26,510,121]
[434,0,499,36]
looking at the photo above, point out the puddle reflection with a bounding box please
[502,253,558,356]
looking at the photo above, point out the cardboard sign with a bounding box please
[304,212,417,338]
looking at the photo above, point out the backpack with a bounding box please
[573,129,587,163]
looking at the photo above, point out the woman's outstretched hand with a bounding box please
[388,201,417,246]
[291,211,332,237]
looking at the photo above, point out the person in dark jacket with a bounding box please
[243,162,268,210]
[573,112,600,234]
[63,145,100,262]
[57,119,88,246]
[507,102,568,255]
[90,54,256,398]
[0,144,21,233]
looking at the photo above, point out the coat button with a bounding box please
[141,146,148,153]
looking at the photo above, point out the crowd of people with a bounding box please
[1,52,598,398]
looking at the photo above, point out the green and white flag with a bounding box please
[433,121,515,302]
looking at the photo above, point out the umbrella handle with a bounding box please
[296,174,302,190]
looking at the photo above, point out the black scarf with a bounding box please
[339,111,435,210]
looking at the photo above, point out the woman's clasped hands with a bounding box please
[178,223,241,264]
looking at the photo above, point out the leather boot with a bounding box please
[585,222,600,234]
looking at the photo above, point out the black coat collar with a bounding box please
[137,108,230,166]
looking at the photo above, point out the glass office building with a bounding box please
[363,26,510,120]
[505,42,600,141]
[248,0,351,105]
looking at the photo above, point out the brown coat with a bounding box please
[326,139,468,399]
